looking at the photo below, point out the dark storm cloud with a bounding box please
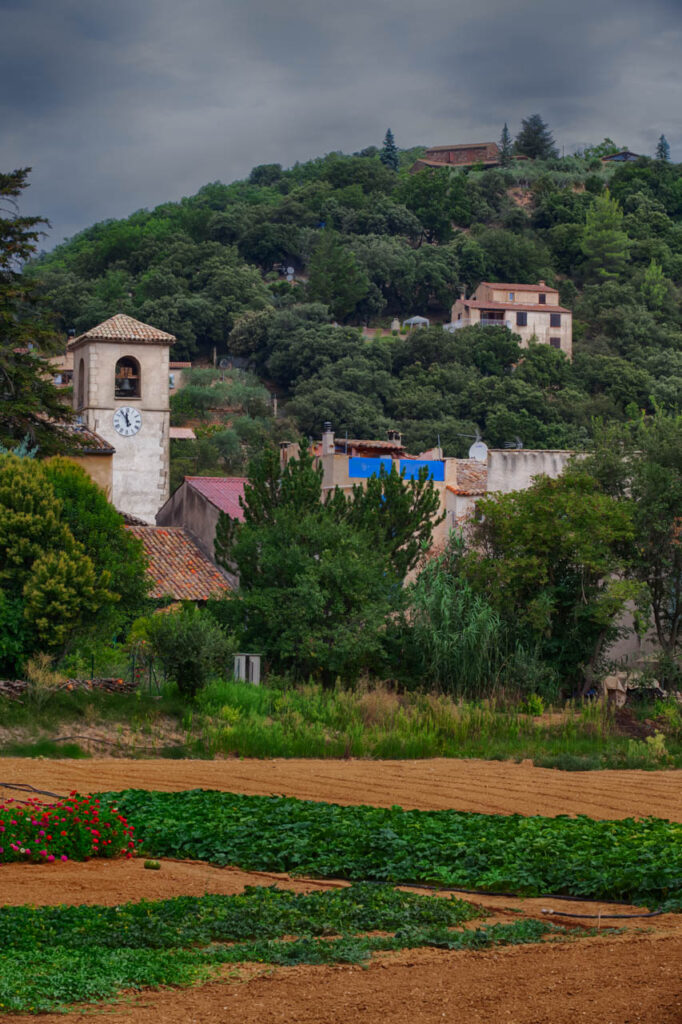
[1,0,680,247]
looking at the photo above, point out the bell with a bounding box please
[119,376,133,393]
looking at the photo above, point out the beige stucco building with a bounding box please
[69,314,174,523]
[449,281,572,358]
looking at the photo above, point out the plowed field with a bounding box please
[2,757,681,1023]
[2,755,681,820]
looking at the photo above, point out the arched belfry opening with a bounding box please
[115,356,141,398]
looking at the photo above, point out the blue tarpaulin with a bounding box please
[399,459,445,481]
[348,457,393,478]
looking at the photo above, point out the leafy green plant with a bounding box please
[107,789,682,909]
[0,884,587,1012]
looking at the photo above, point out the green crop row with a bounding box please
[0,883,479,950]
[107,789,682,909]
[0,883,583,1014]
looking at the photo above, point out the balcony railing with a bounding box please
[443,318,512,332]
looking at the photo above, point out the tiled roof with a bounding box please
[169,361,192,368]
[60,422,115,454]
[462,299,570,314]
[186,476,247,521]
[69,314,175,348]
[125,526,231,600]
[456,459,488,490]
[340,439,406,451]
[480,282,558,293]
[427,142,499,153]
[169,427,196,440]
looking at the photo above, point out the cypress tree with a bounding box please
[380,128,399,172]
[499,123,513,167]
[655,134,670,162]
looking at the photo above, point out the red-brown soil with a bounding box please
[2,756,681,820]
[2,757,681,1023]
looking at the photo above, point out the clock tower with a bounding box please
[69,314,175,523]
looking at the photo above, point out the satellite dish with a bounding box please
[286,273,294,282]
[219,358,229,369]
[469,440,488,463]
[286,266,294,275]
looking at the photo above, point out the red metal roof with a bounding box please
[186,476,247,521]
[125,526,231,600]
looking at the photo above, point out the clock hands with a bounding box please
[123,410,130,427]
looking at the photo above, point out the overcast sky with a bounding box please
[2,0,681,249]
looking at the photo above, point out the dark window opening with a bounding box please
[77,358,84,409]
[516,311,528,326]
[550,337,561,349]
[115,356,141,398]
[538,293,546,304]
[550,313,561,327]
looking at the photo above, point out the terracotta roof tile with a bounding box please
[125,525,232,600]
[463,299,570,314]
[186,476,247,521]
[480,282,558,293]
[169,427,196,440]
[69,314,175,348]
[60,422,115,454]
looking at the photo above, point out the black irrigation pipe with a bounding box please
[0,782,67,801]
[384,881,666,918]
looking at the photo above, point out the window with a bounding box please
[516,311,527,326]
[550,313,561,327]
[550,337,561,349]
[169,373,176,389]
[77,358,84,409]
[538,293,546,304]
[508,292,514,301]
[115,356,140,398]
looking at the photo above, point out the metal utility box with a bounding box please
[233,653,261,685]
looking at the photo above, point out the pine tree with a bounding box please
[499,123,513,167]
[0,168,73,451]
[380,128,399,172]
[581,189,630,281]
[656,134,670,162]
[514,114,558,160]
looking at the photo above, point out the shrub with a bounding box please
[145,605,230,697]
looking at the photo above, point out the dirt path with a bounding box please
[1,756,681,820]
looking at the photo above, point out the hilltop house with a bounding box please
[448,281,572,358]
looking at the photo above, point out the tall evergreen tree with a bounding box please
[499,123,513,167]
[514,114,558,160]
[581,189,630,281]
[655,134,670,162]
[0,169,73,451]
[380,128,399,172]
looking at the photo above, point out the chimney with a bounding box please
[322,422,335,455]
[387,429,402,445]
[538,280,545,287]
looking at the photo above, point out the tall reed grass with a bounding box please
[191,679,682,768]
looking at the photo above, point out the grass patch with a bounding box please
[0,739,90,759]
[107,788,682,910]
[0,885,585,1013]
[2,678,681,768]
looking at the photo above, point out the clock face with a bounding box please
[113,406,142,437]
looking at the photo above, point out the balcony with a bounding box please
[443,318,512,333]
